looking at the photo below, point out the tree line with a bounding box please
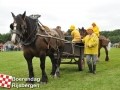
[100,29,120,43]
[0,29,120,43]
[0,33,11,43]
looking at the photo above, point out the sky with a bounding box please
[0,0,120,34]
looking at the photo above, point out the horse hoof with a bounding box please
[53,73,60,78]
[26,77,34,84]
[105,56,109,61]
[40,77,48,84]
[50,72,54,76]
[26,80,34,84]
[53,75,58,78]
[105,60,109,61]
[105,58,109,61]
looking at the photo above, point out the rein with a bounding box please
[36,33,69,42]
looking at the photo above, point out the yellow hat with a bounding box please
[87,27,93,31]
[92,22,96,26]
[70,25,75,31]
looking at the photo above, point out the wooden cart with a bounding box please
[61,42,84,71]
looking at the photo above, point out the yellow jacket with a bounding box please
[92,26,100,37]
[82,33,98,54]
[71,29,81,42]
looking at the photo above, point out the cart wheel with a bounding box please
[78,59,84,71]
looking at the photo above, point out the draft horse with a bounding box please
[10,11,64,83]
[79,27,110,61]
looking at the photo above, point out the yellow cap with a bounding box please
[92,22,96,26]
[70,25,75,31]
[87,27,93,31]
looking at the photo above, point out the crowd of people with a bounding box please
[0,41,22,52]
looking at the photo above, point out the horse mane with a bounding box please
[16,14,37,34]
[25,17,37,32]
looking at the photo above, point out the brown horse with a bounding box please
[78,27,110,61]
[10,11,64,83]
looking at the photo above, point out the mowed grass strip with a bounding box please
[0,48,120,90]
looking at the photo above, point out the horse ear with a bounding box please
[11,12,15,20]
[22,11,26,20]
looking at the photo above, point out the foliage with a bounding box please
[0,48,120,90]
[100,29,120,43]
[0,33,11,43]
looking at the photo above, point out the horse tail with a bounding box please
[107,42,111,51]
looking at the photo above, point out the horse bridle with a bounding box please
[12,19,37,45]
[11,19,28,38]
[12,22,17,34]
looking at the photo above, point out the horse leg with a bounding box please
[24,54,34,84]
[49,51,61,78]
[54,53,61,77]
[54,48,63,77]
[49,53,56,76]
[104,46,109,61]
[40,54,48,83]
[98,46,101,61]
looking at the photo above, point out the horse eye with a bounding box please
[19,25,23,28]
[10,23,13,30]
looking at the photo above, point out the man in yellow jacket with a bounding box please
[92,22,100,37]
[69,25,81,42]
[82,27,99,74]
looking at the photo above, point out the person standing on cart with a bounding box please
[82,27,99,74]
[69,25,81,42]
[92,22,100,37]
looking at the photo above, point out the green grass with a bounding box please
[0,48,120,90]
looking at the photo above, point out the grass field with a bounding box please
[0,48,120,90]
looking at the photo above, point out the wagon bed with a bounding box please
[61,42,84,71]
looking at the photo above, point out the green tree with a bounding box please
[100,29,120,43]
[0,33,11,43]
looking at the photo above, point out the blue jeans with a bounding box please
[86,54,97,65]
